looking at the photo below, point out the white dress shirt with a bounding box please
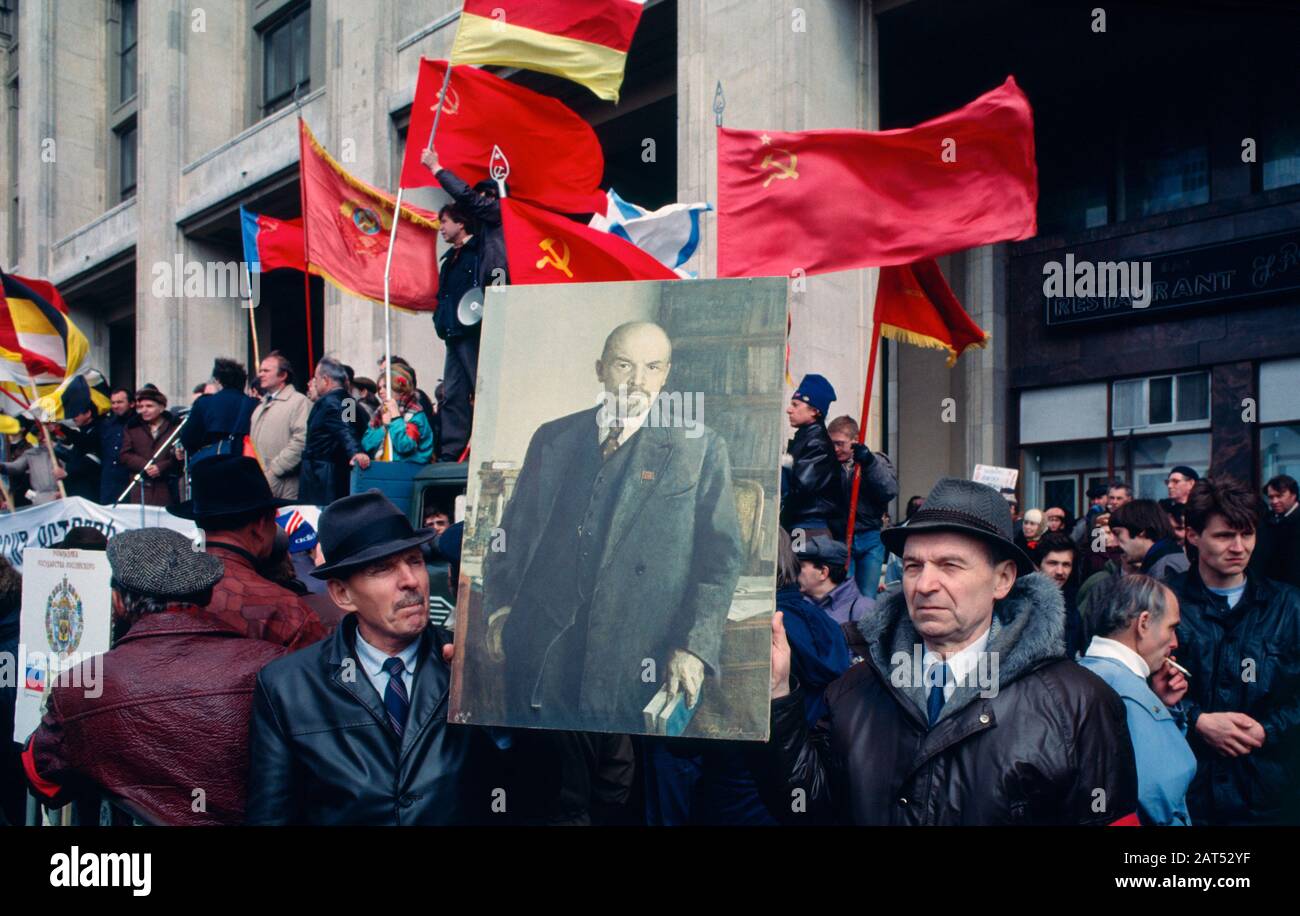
[596,406,651,449]
[353,629,420,700]
[922,625,992,702]
[1085,635,1150,679]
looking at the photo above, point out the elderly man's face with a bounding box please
[328,547,429,651]
[596,324,671,419]
[1166,473,1195,503]
[902,531,1017,652]
[137,399,162,422]
[1135,589,1180,673]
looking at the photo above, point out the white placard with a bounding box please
[972,464,1019,496]
[12,548,113,743]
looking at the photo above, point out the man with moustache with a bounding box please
[247,491,503,824]
[481,321,743,732]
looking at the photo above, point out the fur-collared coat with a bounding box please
[761,572,1139,825]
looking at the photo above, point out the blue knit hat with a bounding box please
[793,374,836,418]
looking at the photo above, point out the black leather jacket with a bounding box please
[760,574,1138,825]
[298,387,362,506]
[1166,567,1300,825]
[781,421,847,535]
[246,615,504,825]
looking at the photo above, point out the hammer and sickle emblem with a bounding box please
[759,148,799,188]
[432,86,460,116]
[536,238,574,278]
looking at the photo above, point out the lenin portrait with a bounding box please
[450,279,786,739]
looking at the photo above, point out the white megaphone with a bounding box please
[457,287,485,326]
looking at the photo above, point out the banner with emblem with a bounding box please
[13,547,113,742]
[299,119,443,311]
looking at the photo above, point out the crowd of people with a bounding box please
[0,360,1296,826]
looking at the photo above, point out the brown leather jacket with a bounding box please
[191,543,328,650]
[118,410,182,505]
[23,611,288,825]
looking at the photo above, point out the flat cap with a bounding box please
[794,533,849,567]
[106,528,224,599]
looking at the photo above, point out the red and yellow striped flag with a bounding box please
[450,0,647,103]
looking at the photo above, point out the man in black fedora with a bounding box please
[761,476,1139,825]
[168,455,327,650]
[246,490,504,825]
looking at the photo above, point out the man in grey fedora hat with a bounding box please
[761,476,1139,825]
[246,489,504,825]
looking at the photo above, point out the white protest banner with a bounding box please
[13,548,113,743]
[0,496,196,572]
[972,464,1019,497]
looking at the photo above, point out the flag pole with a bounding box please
[296,119,316,375]
[844,315,883,562]
[377,62,455,457]
[244,263,262,371]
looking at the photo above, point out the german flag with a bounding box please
[0,272,91,387]
[450,0,646,103]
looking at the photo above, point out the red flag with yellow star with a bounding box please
[717,77,1037,278]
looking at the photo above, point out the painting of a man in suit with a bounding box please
[478,321,744,733]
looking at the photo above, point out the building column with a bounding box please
[680,0,875,439]
[1211,360,1255,484]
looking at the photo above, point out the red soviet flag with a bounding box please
[300,119,441,311]
[501,198,678,284]
[717,76,1038,278]
[399,59,607,214]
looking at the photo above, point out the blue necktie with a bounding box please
[927,662,950,727]
[382,657,410,738]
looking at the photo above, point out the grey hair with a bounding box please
[316,356,349,387]
[1090,574,1170,638]
[112,582,214,626]
[777,528,799,588]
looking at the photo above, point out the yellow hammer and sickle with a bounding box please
[432,87,460,116]
[536,238,574,278]
[760,149,799,188]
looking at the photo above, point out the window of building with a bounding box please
[1262,120,1300,191]
[1125,140,1211,218]
[261,3,310,115]
[1112,371,1210,433]
[118,0,137,104]
[0,0,17,46]
[1262,425,1300,485]
[116,120,137,200]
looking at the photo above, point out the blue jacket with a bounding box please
[98,410,135,503]
[1078,654,1197,826]
[180,388,258,461]
[361,408,434,464]
[777,585,852,724]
